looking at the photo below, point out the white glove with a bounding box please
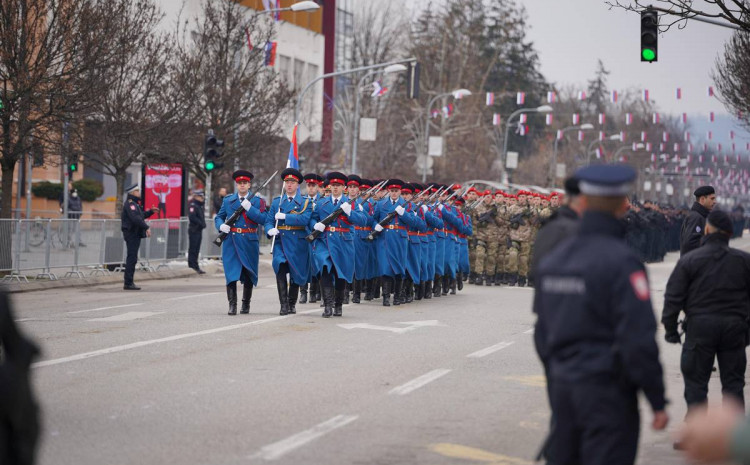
[340,202,352,215]
[219,223,231,233]
[314,222,326,232]
[267,228,279,237]
[374,224,384,232]
[395,205,405,216]
[438,204,444,211]
[421,205,429,213]
[241,198,252,211]
[359,204,364,211]
[275,212,286,220]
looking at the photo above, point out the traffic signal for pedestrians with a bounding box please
[407,62,420,99]
[68,155,78,176]
[641,8,658,62]
[203,131,225,172]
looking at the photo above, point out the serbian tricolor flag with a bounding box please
[517,124,528,136]
[662,132,669,142]
[545,114,554,125]
[492,114,501,126]
[674,143,680,152]
[699,155,705,163]
[652,113,660,124]
[682,113,688,124]
[370,81,387,97]
[625,113,633,125]
[556,130,564,140]
[642,89,650,101]
[710,112,715,122]
[577,91,587,101]
[684,131,690,141]
[651,153,657,162]
[676,88,682,99]
[687,143,693,153]
[632,143,639,151]
[264,41,277,66]
[578,130,585,141]
[572,113,580,125]
[598,113,606,125]
[519,113,527,124]
[641,131,648,142]
[595,147,603,159]
[620,131,626,141]
[708,86,714,97]
[707,130,713,140]
[287,123,299,169]
[547,91,557,103]
[730,130,735,139]
[516,92,526,105]
[660,143,666,152]
[686,154,692,163]
[486,92,495,106]
[610,90,618,103]
[646,142,652,151]
[598,131,605,141]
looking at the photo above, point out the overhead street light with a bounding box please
[452,89,472,99]
[549,123,595,187]
[422,89,474,181]
[586,133,623,166]
[290,1,320,12]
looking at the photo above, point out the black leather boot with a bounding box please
[352,280,361,304]
[373,278,381,299]
[423,281,432,299]
[508,273,518,287]
[502,273,510,285]
[364,279,373,301]
[309,277,319,303]
[457,272,464,290]
[321,286,334,318]
[478,273,486,286]
[226,282,237,316]
[276,274,290,315]
[334,288,344,317]
[382,279,391,307]
[288,283,299,314]
[485,273,494,286]
[343,283,350,305]
[393,277,403,306]
[518,276,527,287]
[433,277,441,298]
[442,276,450,295]
[414,281,423,301]
[299,283,308,304]
[240,282,253,314]
[468,272,475,285]
[527,276,534,288]
[495,273,503,286]
[404,278,414,303]
[450,278,457,295]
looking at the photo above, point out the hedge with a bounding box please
[32,179,104,202]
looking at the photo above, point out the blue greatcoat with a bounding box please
[353,197,374,280]
[420,207,443,282]
[361,199,380,280]
[440,205,463,278]
[405,203,427,282]
[458,210,473,274]
[215,193,266,285]
[264,192,313,286]
[434,206,449,276]
[304,193,322,281]
[310,195,368,283]
[370,197,421,277]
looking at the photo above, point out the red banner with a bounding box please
[144,164,183,220]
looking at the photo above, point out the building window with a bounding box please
[293,58,305,90]
[278,55,291,83]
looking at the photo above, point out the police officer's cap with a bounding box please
[233,170,254,182]
[281,168,303,183]
[386,179,404,190]
[193,189,205,197]
[326,172,348,186]
[125,183,141,193]
[575,164,636,196]
[563,177,581,196]
[346,174,362,187]
[707,209,733,235]
[694,185,715,198]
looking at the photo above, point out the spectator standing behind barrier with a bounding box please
[0,288,41,465]
[187,190,206,275]
[121,184,157,291]
[662,210,750,424]
[58,181,83,220]
[680,185,716,255]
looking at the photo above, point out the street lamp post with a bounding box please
[421,89,472,182]
[351,63,407,174]
[254,1,320,15]
[501,105,553,183]
[550,123,594,187]
[613,143,645,162]
[585,134,622,166]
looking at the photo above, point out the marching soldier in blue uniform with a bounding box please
[418,184,443,300]
[265,168,312,316]
[436,187,463,296]
[401,183,427,304]
[533,165,668,465]
[310,172,369,318]
[432,185,448,297]
[370,179,421,306]
[455,197,473,291]
[347,175,372,304]
[300,173,323,304]
[187,190,206,274]
[121,184,158,290]
[215,170,267,315]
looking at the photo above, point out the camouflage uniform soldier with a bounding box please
[506,191,534,287]
[471,191,498,285]
[465,188,480,283]
[493,192,511,285]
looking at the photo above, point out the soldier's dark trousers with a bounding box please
[681,315,747,411]
[187,230,202,269]
[123,234,141,286]
[548,379,640,465]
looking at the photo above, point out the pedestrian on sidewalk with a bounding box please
[187,190,206,274]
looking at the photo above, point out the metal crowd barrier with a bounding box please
[0,217,250,282]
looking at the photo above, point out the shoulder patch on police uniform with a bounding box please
[629,270,650,301]
[190,207,194,212]
[130,205,136,210]
[695,225,701,233]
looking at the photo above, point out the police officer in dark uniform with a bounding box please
[121,184,157,290]
[680,185,716,255]
[663,209,750,414]
[534,165,668,465]
[187,190,206,274]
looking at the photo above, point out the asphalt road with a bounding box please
[12,236,750,465]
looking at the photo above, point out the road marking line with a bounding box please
[34,310,320,369]
[165,292,223,301]
[88,312,164,322]
[466,341,514,358]
[524,328,534,334]
[250,414,358,461]
[66,303,143,315]
[429,443,532,464]
[388,369,452,396]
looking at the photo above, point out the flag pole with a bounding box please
[270,123,298,250]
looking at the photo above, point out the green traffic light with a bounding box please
[69,163,78,172]
[642,48,656,61]
[205,160,215,171]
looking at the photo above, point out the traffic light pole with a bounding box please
[205,172,213,219]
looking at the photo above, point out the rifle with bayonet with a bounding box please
[213,170,278,247]
[366,185,448,241]
[305,180,388,243]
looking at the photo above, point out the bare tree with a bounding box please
[605,1,750,32]
[712,31,750,132]
[0,0,124,218]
